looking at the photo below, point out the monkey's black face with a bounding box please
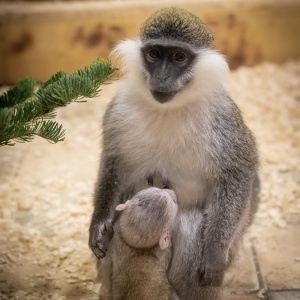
[141,40,197,103]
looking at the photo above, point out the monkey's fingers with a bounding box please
[89,221,114,259]
[90,231,110,259]
[89,234,107,259]
[92,244,107,260]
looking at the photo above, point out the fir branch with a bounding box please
[0,59,117,146]
[0,124,33,146]
[40,71,66,89]
[35,60,116,114]
[0,78,35,109]
[33,120,65,143]
[0,120,65,146]
[77,59,115,85]
[1,101,57,126]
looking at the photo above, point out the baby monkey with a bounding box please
[99,187,179,300]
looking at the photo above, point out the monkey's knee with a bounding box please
[228,247,238,268]
[170,290,181,300]
[99,287,112,300]
[98,277,112,300]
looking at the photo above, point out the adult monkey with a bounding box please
[89,7,260,300]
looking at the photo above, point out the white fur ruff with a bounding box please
[110,39,230,207]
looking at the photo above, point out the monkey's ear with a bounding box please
[115,202,128,211]
[159,233,170,250]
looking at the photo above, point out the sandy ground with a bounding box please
[0,60,300,300]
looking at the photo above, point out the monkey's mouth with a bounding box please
[151,91,176,103]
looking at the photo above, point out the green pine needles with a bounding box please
[0,60,116,146]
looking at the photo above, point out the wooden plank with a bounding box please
[0,0,300,84]
[268,290,300,300]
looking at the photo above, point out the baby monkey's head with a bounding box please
[116,187,178,250]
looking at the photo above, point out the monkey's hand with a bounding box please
[198,247,228,287]
[89,218,114,260]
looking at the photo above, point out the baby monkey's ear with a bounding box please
[115,201,129,211]
[159,233,170,250]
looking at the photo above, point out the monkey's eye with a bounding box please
[147,49,161,62]
[172,52,188,64]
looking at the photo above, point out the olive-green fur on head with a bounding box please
[140,7,214,48]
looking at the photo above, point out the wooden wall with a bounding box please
[0,0,300,84]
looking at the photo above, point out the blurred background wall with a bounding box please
[0,0,300,84]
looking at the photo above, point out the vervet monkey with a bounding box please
[99,187,179,300]
[89,7,259,300]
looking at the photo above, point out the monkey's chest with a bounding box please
[118,110,211,206]
[123,118,200,173]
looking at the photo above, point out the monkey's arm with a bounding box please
[89,154,121,259]
[89,98,131,259]
[199,97,259,285]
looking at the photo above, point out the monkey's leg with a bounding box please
[97,258,113,300]
[169,290,181,300]
[249,173,260,221]
[225,173,261,269]
[199,169,255,287]
[168,210,222,300]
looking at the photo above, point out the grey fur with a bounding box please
[168,209,220,299]
[141,8,214,48]
[98,187,178,300]
[89,9,259,300]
